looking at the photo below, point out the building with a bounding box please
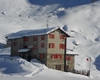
[66,50,78,72]
[7,27,77,71]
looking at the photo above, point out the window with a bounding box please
[55,54,58,59]
[24,37,28,41]
[41,35,45,40]
[33,36,38,41]
[40,54,44,58]
[49,43,55,48]
[56,65,61,70]
[59,44,65,49]
[41,43,45,48]
[51,54,55,59]
[51,54,62,59]
[24,45,28,48]
[59,54,62,59]
[14,50,17,54]
[60,34,66,39]
[14,42,17,46]
[33,54,36,58]
[49,34,55,39]
[33,45,37,50]
[66,56,72,61]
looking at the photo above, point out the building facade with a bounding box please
[7,27,77,71]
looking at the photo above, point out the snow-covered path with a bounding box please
[25,59,47,77]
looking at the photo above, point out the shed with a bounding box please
[66,50,78,72]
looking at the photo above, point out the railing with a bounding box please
[67,69,90,77]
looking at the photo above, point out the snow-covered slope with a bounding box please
[0,0,100,79]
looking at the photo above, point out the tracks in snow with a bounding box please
[25,59,46,77]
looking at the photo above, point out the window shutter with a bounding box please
[41,35,45,40]
[49,43,51,48]
[41,43,45,48]
[59,44,62,49]
[55,54,58,59]
[60,35,66,39]
[49,43,55,48]
[52,43,55,48]
[59,54,62,59]
[40,54,44,58]
[24,37,28,41]
[59,44,65,49]
[33,45,37,50]
[33,36,37,41]
[14,42,17,46]
[66,56,72,61]
[63,44,66,49]
[60,35,62,39]
[51,54,55,58]
[49,34,52,38]
[49,34,55,39]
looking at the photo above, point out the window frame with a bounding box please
[24,37,28,41]
[33,36,38,41]
[49,43,55,48]
[33,45,37,50]
[59,44,65,49]
[41,35,45,40]
[39,54,44,58]
[60,34,66,39]
[14,42,17,46]
[56,65,61,70]
[41,43,45,48]
[49,34,55,39]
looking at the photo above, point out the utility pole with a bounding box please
[86,57,91,77]
[47,19,49,29]
[64,37,67,71]
[88,57,91,77]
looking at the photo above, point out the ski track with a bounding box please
[25,61,44,77]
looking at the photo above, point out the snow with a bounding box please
[67,50,78,55]
[18,49,31,53]
[0,0,100,80]
[7,26,70,39]
[7,27,57,39]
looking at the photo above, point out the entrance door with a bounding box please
[66,65,69,71]
[20,53,28,59]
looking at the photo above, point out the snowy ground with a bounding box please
[0,0,100,80]
[0,48,100,80]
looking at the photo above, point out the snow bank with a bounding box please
[0,56,37,76]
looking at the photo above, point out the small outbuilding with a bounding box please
[66,50,78,72]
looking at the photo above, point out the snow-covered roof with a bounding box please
[7,27,70,39]
[66,50,78,55]
[18,49,31,53]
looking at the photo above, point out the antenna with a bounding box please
[47,18,49,29]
